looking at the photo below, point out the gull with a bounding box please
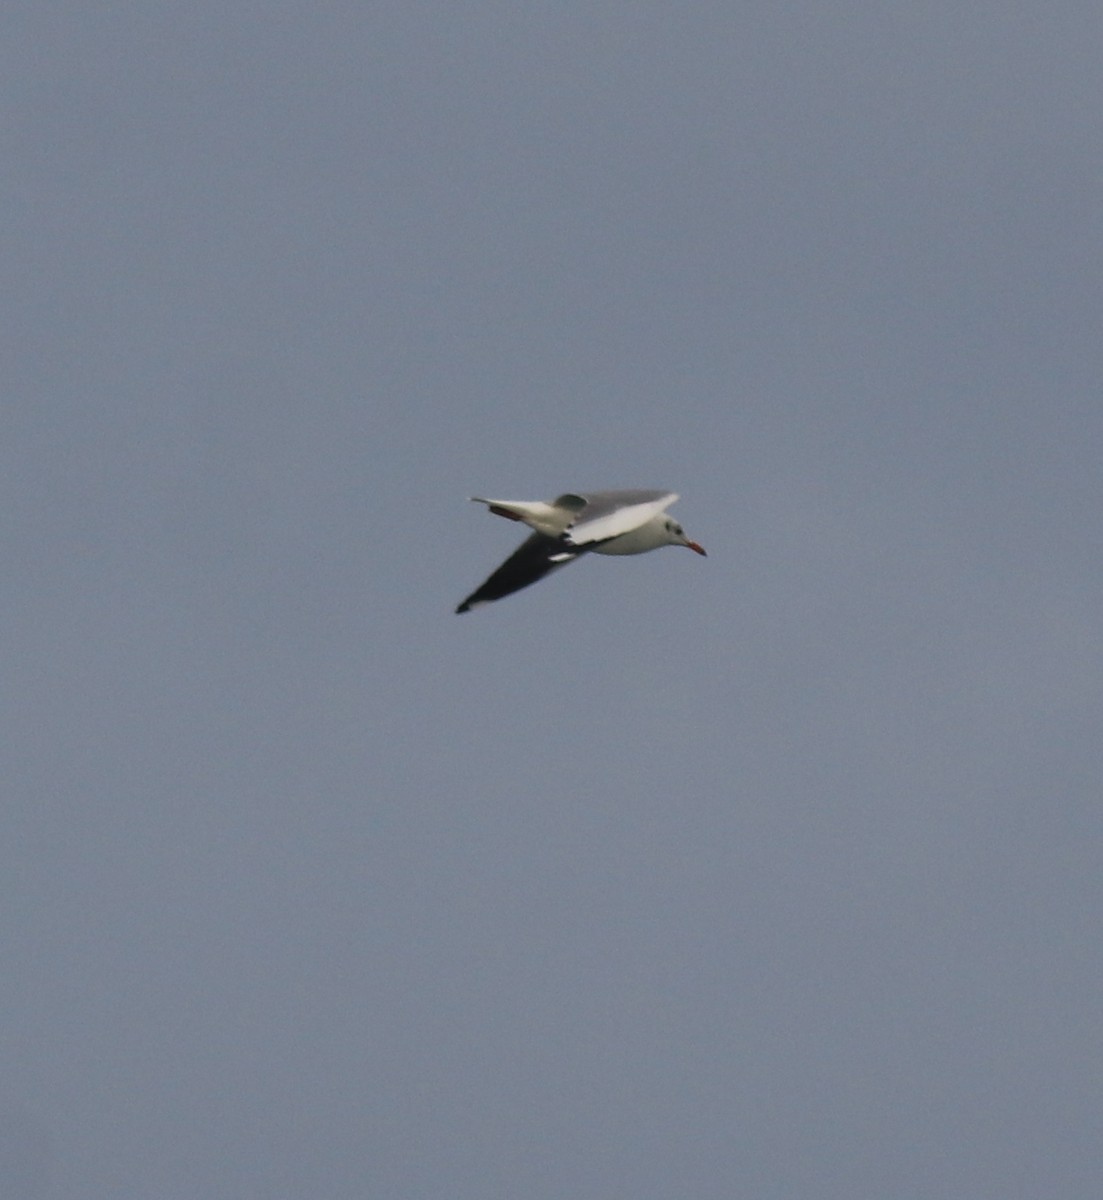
[455,489,706,613]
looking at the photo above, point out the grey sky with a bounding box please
[5,3,1102,1197]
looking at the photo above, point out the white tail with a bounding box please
[470,497,573,537]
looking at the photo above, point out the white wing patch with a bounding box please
[564,493,677,546]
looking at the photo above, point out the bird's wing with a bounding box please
[561,490,678,547]
[470,496,581,537]
[455,533,582,613]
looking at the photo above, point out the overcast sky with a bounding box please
[4,3,1102,1197]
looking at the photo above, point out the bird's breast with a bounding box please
[589,524,666,555]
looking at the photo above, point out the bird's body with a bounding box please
[455,489,705,613]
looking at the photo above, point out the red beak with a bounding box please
[687,541,707,556]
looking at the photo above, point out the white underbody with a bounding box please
[588,515,676,555]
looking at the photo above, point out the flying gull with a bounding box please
[455,489,706,613]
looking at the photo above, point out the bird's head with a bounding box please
[662,516,706,555]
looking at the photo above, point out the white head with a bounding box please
[660,514,707,555]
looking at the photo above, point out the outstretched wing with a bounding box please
[561,490,678,547]
[455,533,582,613]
